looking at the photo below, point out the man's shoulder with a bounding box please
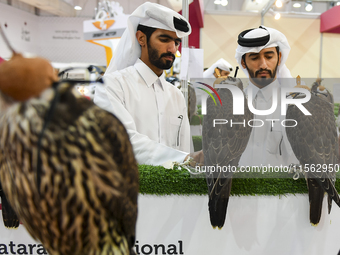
[164,80,182,94]
[105,66,136,79]
[103,66,138,86]
[163,80,187,104]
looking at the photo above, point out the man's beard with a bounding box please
[247,62,279,87]
[148,42,175,70]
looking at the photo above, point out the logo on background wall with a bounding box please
[92,10,115,30]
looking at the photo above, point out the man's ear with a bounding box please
[136,30,146,47]
[278,51,282,65]
[241,58,246,69]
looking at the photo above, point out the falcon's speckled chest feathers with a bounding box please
[0,82,139,255]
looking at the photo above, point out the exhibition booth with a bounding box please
[1,0,340,254]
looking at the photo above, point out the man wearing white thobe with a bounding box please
[94,2,204,166]
[235,26,299,167]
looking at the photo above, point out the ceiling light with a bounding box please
[255,0,262,3]
[220,0,229,6]
[275,0,283,8]
[337,1,340,5]
[305,2,313,11]
[275,12,281,19]
[74,5,82,10]
[293,3,301,8]
[214,0,221,4]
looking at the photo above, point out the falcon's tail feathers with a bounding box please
[0,193,20,229]
[308,178,324,225]
[208,178,232,229]
[328,195,332,214]
[208,196,230,229]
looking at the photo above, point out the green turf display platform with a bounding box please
[138,165,340,196]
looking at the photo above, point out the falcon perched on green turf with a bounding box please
[286,90,340,225]
[202,77,253,229]
[0,82,139,255]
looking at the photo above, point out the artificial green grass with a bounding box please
[197,104,201,115]
[190,114,204,126]
[138,165,340,196]
[138,165,206,195]
[192,136,202,151]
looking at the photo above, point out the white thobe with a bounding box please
[94,59,190,166]
[239,80,299,167]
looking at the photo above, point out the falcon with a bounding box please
[286,89,340,225]
[202,77,253,229]
[0,81,139,254]
[0,23,138,255]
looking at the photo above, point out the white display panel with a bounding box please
[1,194,340,255]
[0,3,106,65]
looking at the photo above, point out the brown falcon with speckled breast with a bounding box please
[0,82,139,255]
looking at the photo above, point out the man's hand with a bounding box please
[184,150,204,167]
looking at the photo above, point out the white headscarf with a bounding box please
[203,58,233,78]
[235,26,292,79]
[105,2,191,74]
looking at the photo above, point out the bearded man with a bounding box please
[94,2,204,166]
[235,26,299,167]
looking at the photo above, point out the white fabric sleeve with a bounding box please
[93,79,188,166]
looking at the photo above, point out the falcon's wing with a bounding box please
[51,87,139,252]
[89,104,139,250]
